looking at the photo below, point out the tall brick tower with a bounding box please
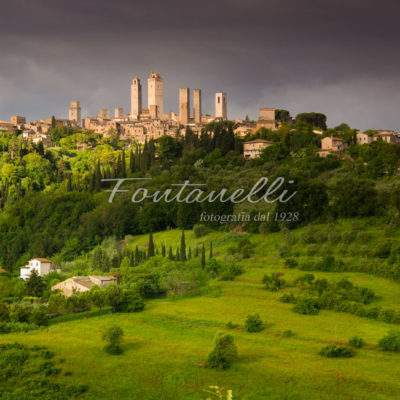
[179,87,190,125]
[131,77,142,118]
[193,89,202,124]
[148,71,163,118]
[215,92,227,119]
[69,101,81,126]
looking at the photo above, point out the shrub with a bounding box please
[30,306,49,326]
[282,330,294,338]
[319,344,355,358]
[342,231,356,244]
[280,292,296,303]
[0,322,10,334]
[9,304,31,323]
[349,336,364,348]
[237,238,253,258]
[373,241,392,258]
[262,273,285,291]
[206,333,238,370]
[116,289,145,313]
[102,326,124,355]
[219,264,243,281]
[378,331,400,352]
[284,258,298,269]
[293,297,320,315]
[0,303,10,322]
[193,224,210,238]
[245,314,263,332]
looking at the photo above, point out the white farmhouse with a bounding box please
[20,258,61,280]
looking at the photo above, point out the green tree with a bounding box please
[180,230,186,261]
[102,326,124,354]
[26,270,45,298]
[148,232,155,257]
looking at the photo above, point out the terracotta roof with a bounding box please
[245,139,275,144]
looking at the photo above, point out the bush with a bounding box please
[0,303,10,322]
[284,258,298,269]
[206,333,238,370]
[0,322,10,334]
[102,326,124,355]
[293,297,320,315]
[282,330,294,338]
[262,273,285,291]
[115,288,145,313]
[320,344,355,358]
[349,336,364,348]
[30,306,49,326]
[219,264,243,281]
[245,314,263,332]
[378,331,400,352]
[193,224,209,238]
[373,241,392,259]
[237,238,253,258]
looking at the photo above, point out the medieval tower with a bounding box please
[179,88,190,125]
[69,101,81,126]
[131,77,142,117]
[193,89,202,124]
[148,71,163,118]
[215,92,227,119]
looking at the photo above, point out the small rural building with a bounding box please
[372,131,400,144]
[317,136,346,158]
[51,275,117,297]
[20,258,61,280]
[356,131,373,145]
[243,139,275,159]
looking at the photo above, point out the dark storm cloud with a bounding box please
[0,0,399,129]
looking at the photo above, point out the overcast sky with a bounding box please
[0,0,399,130]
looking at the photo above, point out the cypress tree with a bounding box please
[209,241,213,259]
[188,247,192,260]
[162,244,166,257]
[135,245,140,264]
[176,246,180,261]
[201,244,206,269]
[148,232,155,257]
[168,247,174,260]
[129,149,135,174]
[122,150,127,178]
[180,230,186,261]
[195,247,199,257]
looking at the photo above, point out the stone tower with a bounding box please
[69,101,81,126]
[148,71,163,118]
[131,77,142,117]
[193,89,202,124]
[215,93,227,119]
[98,109,110,119]
[114,108,124,118]
[179,88,190,125]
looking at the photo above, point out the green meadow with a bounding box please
[3,223,400,399]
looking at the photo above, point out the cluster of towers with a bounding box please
[131,71,227,124]
[68,72,228,127]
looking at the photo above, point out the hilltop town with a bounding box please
[1,71,399,162]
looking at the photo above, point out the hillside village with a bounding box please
[1,71,399,162]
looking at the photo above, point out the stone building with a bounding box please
[148,71,163,118]
[257,108,276,130]
[193,89,202,124]
[131,77,142,118]
[11,115,26,125]
[68,101,81,126]
[20,258,60,280]
[243,139,275,159]
[356,131,373,144]
[51,275,117,297]
[179,87,190,125]
[215,92,227,119]
[317,136,346,157]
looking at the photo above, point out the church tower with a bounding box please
[148,71,163,118]
[131,77,142,118]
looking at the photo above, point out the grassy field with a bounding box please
[2,224,400,399]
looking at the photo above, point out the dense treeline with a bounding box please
[2,118,400,272]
